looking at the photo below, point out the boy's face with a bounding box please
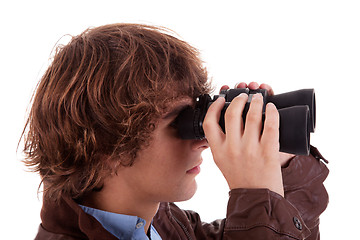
[115,97,209,203]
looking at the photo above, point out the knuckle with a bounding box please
[241,145,258,159]
[224,109,237,121]
[226,147,238,158]
[246,111,260,123]
[265,112,279,126]
[226,144,244,159]
[265,123,279,133]
[202,118,211,130]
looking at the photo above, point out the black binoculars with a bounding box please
[174,88,316,155]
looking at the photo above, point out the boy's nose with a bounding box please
[191,138,209,150]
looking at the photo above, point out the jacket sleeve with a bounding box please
[177,146,329,240]
[281,146,329,240]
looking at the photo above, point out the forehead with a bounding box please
[161,97,194,119]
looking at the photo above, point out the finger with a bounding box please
[235,82,247,89]
[203,97,226,146]
[219,85,230,93]
[261,102,280,151]
[224,93,248,142]
[248,82,260,90]
[243,93,263,141]
[260,83,275,96]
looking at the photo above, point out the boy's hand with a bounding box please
[220,82,295,167]
[203,82,285,196]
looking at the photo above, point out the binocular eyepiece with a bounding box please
[174,88,316,155]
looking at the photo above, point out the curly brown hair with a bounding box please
[22,23,212,202]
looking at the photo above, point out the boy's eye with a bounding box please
[169,119,178,129]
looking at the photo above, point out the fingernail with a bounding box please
[252,93,262,99]
[217,96,225,101]
[267,102,276,109]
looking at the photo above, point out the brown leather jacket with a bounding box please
[35,146,328,240]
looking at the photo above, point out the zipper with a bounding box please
[171,214,192,240]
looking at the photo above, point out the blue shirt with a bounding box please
[79,205,162,240]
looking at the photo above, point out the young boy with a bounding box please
[22,23,328,239]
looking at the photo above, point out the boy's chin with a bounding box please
[174,180,198,203]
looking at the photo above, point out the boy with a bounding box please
[22,23,328,239]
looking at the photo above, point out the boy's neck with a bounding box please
[79,177,160,234]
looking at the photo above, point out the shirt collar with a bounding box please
[79,204,162,240]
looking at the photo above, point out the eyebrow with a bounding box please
[162,103,192,119]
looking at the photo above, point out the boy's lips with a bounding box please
[186,159,203,174]
[186,165,201,174]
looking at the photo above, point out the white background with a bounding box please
[1,0,359,239]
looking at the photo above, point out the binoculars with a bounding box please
[174,88,316,155]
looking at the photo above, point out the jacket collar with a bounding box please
[40,195,118,240]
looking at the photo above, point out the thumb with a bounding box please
[203,97,226,147]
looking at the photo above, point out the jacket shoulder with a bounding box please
[35,224,81,240]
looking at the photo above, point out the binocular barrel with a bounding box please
[269,89,315,132]
[175,88,316,155]
[278,106,311,155]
